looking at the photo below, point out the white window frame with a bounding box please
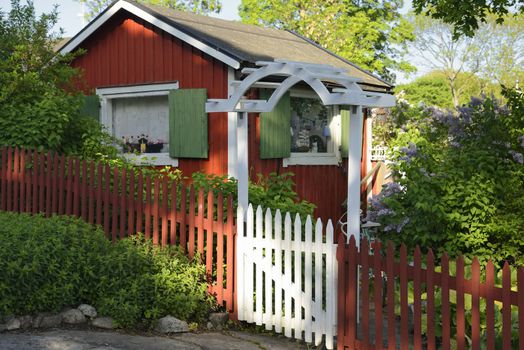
[283,89,342,167]
[96,82,180,167]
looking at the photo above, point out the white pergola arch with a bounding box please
[206,60,395,244]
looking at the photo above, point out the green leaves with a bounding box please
[191,171,316,219]
[0,1,121,160]
[0,213,211,328]
[412,0,524,38]
[239,0,415,80]
[371,92,524,266]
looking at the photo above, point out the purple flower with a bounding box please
[381,182,403,197]
[377,208,395,217]
[396,217,410,233]
[399,143,418,163]
[470,96,483,108]
[509,150,524,164]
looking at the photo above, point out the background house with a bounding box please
[60,0,393,222]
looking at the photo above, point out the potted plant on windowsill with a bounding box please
[146,139,164,153]
[123,135,165,153]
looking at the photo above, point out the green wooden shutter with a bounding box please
[260,90,291,159]
[169,89,208,159]
[340,106,350,157]
[79,94,100,120]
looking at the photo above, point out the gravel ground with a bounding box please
[0,329,313,350]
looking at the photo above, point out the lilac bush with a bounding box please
[369,89,524,265]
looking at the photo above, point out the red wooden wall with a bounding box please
[72,12,229,177]
[72,11,369,223]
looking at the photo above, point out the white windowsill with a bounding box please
[123,153,179,167]
[283,153,340,167]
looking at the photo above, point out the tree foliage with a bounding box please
[413,0,524,38]
[77,0,222,20]
[0,0,120,160]
[395,71,485,109]
[369,89,524,266]
[238,0,415,81]
[409,13,524,107]
[0,0,81,150]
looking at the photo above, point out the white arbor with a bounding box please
[205,60,395,244]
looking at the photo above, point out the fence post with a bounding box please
[236,205,245,321]
[518,267,524,350]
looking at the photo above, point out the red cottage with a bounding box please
[59,0,393,223]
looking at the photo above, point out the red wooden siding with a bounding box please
[72,13,229,177]
[72,13,370,224]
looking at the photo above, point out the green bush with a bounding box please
[0,212,212,327]
[191,171,316,219]
[369,89,524,266]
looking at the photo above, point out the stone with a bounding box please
[78,304,97,319]
[92,317,114,330]
[6,318,20,331]
[0,323,6,332]
[18,315,32,329]
[206,322,213,330]
[32,314,44,328]
[39,314,62,329]
[208,312,228,327]
[154,315,189,334]
[61,309,87,325]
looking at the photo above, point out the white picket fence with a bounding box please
[236,205,338,349]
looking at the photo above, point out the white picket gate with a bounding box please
[236,205,338,349]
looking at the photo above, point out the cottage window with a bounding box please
[113,95,169,154]
[290,96,335,154]
[258,88,344,166]
[95,82,208,166]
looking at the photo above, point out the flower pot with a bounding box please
[146,143,163,153]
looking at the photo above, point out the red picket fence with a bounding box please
[0,147,236,314]
[337,236,524,350]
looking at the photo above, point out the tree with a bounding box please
[0,0,81,150]
[238,0,415,82]
[0,0,119,159]
[410,14,481,108]
[473,14,524,89]
[395,71,486,109]
[409,14,524,107]
[77,0,222,20]
[413,0,524,38]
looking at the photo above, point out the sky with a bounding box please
[0,0,242,36]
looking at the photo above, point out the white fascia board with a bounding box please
[60,0,240,70]
[96,82,180,97]
[282,154,340,167]
[123,153,179,167]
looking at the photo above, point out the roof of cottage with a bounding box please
[59,0,393,91]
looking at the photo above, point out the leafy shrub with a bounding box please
[0,213,109,316]
[97,236,212,328]
[191,171,316,218]
[0,1,122,162]
[369,89,524,266]
[0,212,212,327]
